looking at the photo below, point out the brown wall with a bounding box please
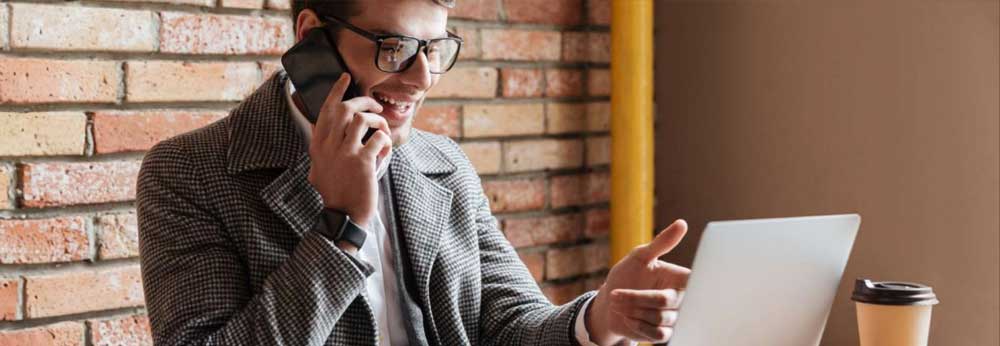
[653,1,998,345]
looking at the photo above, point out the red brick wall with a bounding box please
[0,0,611,343]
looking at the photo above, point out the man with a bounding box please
[136,0,691,345]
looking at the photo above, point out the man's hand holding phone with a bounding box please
[307,73,392,253]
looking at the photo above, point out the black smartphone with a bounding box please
[282,26,377,143]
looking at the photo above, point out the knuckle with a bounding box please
[649,327,667,340]
[665,311,678,325]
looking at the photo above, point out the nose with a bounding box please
[398,50,433,92]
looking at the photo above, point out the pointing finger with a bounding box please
[641,219,688,262]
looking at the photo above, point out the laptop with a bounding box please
[670,214,861,346]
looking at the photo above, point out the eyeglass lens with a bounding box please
[377,37,460,73]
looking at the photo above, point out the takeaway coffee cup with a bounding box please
[851,278,939,346]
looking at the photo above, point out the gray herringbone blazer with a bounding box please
[136,72,596,346]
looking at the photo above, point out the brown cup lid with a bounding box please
[852,278,939,306]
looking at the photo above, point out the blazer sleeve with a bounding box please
[442,141,597,345]
[136,140,368,346]
[474,189,598,346]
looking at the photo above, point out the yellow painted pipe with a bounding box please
[610,2,654,344]
[610,0,654,265]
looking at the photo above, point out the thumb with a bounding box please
[641,219,688,261]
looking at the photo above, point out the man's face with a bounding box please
[296,0,449,146]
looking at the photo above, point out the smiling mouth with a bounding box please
[373,91,416,108]
[372,91,418,121]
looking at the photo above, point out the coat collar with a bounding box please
[226,72,305,174]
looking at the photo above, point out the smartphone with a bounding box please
[282,26,377,143]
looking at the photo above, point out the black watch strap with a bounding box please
[316,209,367,249]
[337,217,367,249]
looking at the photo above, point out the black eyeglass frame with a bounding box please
[322,15,463,74]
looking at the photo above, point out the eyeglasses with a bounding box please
[323,15,463,74]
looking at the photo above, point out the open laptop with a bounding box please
[670,214,861,346]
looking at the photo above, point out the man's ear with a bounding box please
[295,9,323,42]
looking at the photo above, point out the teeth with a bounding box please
[376,94,413,108]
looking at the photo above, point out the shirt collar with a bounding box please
[284,78,392,180]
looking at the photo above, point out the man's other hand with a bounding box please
[585,219,691,345]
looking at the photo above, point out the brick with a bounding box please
[503,0,582,25]
[586,102,611,132]
[0,217,88,264]
[503,213,582,248]
[24,266,144,318]
[0,322,84,346]
[588,0,611,26]
[88,314,152,346]
[517,250,545,282]
[414,104,461,138]
[586,32,611,63]
[266,0,292,10]
[546,246,586,279]
[542,281,584,305]
[481,29,561,61]
[463,103,544,138]
[427,67,497,99]
[452,26,481,59]
[550,172,609,208]
[500,68,544,98]
[20,161,142,208]
[1,6,8,49]
[551,175,583,209]
[561,32,589,62]
[584,208,610,238]
[1,277,18,320]
[482,178,545,212]
[96,212,138,260]
[160,12,293,55]
[546,103,586,134]
[583,243,610,273]
[259,60,284,79]
[126,61,259,102]
[451,0,500,21]
[92,110,226,154]
[546,243,606,280]
[104,0,213,6]
[585,274,606,292]
[459,141,501,175]
[220,0,263,8]
[0,165,10,210]
[9,4,156,52]
[545,68,584,97]
[587,68,611,96]
[0,58,119,104]
[504,139,583,172]
[586,172,610,204]
[0,112,86,157]
[586,135,611,166]
[562,32,610,63]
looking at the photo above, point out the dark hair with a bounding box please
[291,1,362,31]
[292,0,454,31]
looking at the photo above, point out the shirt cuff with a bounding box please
[574,295,599,346]
[574,295,638,346]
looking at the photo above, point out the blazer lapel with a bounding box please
[389,133,457,314]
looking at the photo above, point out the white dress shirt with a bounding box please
[284,79,608,346]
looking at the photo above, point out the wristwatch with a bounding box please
[315,208,367,249]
